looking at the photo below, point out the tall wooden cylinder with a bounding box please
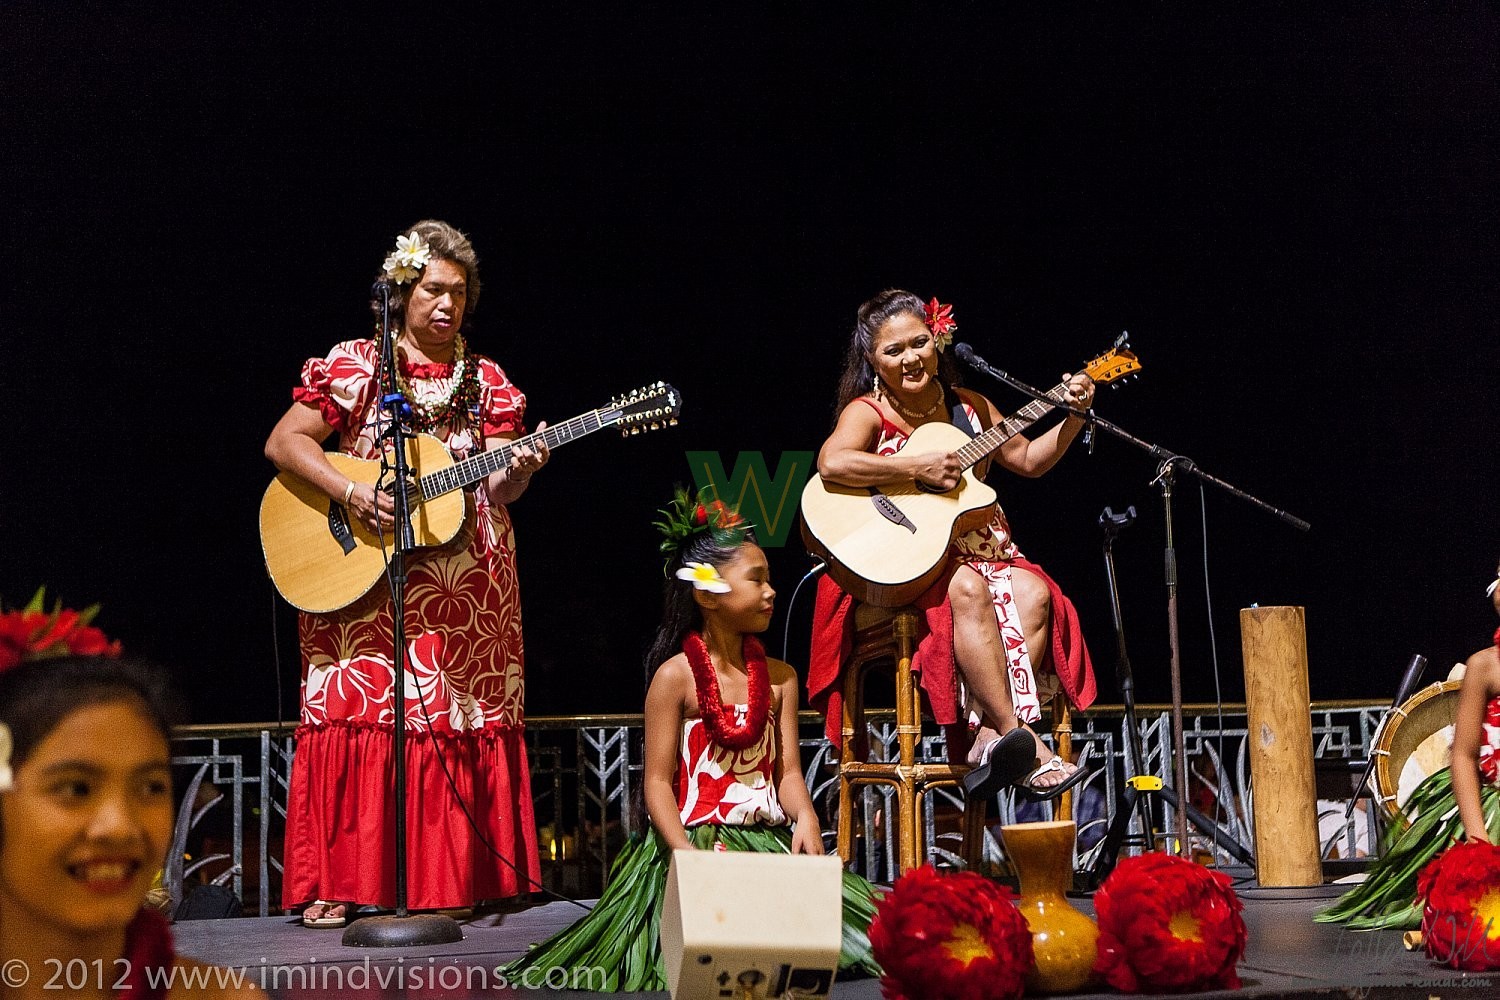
[1240,606,1321,886]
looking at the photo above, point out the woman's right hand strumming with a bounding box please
[908,450,963,491]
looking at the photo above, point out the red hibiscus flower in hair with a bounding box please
[1418,840,1500,971]
[924,298,957,352]
[0,588,122,672]
[868,864,1034,1000]
[1093,853,1247,992]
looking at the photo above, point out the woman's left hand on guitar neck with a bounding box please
[486,421,550,505]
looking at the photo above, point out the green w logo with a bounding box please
[686,451,815,548]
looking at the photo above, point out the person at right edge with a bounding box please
[1318,556,1500,929]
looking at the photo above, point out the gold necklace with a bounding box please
[881,383,944,421]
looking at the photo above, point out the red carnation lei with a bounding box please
[1093,853,1247,992]
[868,864,1034,1000]
[1419,840,1500,971]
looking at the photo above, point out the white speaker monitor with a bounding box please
[660,848,843,999]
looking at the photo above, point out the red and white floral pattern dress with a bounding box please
[675,708,788,827]
[1479,697,1500,784]
[281,337,539,909]
[857,397,1052,724]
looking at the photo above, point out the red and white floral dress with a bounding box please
[675,707,787,827]
[281,337,539,909]
[861,398,1053,723]
[1479,697,1500,784]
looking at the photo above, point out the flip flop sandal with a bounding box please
[961,728,1036,800]
[1015,755,1096,803]
[301,901,347,928]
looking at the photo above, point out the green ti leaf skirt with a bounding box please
[1315,767,1500,931]
[499,824,883,991]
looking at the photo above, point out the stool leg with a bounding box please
[1052,698,1074,821]
[893,611,921,872]
[836,654,864,865]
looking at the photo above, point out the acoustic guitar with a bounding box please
[800,347,1140,607]
[260,381,682,613]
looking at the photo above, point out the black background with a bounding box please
[7,5,1497,725]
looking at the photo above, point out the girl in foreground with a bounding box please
[501,492,880,989]
[1317,558,1500,929]
[0,654,263,998]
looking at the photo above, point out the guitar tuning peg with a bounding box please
[669,418,678,426]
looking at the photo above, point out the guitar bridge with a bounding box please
[870,493,917,533]
[326,502,357,556]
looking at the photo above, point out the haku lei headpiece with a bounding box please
[382,230,433,285]
[653,487,751,582]
[925,298,957,352]
[0,588,122,791]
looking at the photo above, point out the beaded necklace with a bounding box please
[682,632,771,751]
[881,381,945,422]
[395,333,481,432]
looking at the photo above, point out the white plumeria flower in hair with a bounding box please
[383,253,421,285]
[394,231,432,269]
[1487,575,1498,598]
[676,562,731,594]
[0,721,12,792]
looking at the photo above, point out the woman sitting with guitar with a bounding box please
[809,289,1097,801]
[264,220,546,926]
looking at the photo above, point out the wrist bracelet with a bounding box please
[342,480,357,504]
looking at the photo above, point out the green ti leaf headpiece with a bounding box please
[652,487,751,572]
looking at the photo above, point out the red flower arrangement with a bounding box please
[0,588,122,672]
[1418,840,1500,971]
[868,864,1034,1000]
[924,298,957,352]
[1093,853,1247,992]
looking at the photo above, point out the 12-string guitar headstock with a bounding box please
[609,381,683,436]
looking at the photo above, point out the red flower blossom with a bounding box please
[0,589,122,674]
[705,499,744,530]
[924,298,957,351]
[868,864,1034,1000]
[1093,853,1247,992]
[1419,840,1500,971]
[693,504,708,526]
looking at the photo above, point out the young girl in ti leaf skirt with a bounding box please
[500,492,881,990]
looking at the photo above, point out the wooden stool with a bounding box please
[835,605,987,874]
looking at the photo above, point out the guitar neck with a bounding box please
[953,381,1074,471]
[417,409,616,498]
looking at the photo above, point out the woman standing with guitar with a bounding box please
[264,221,546,926]
[809,289,1098,802]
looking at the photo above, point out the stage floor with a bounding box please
[172,885,1494,998]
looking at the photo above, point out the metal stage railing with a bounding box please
[166,701,1387,916]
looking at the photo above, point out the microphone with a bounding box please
[371,278,393,298]
[952,342,981,368]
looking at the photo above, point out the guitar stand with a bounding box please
[1081,505,1254,891]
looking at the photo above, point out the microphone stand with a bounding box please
[1085,506,1254,887]
[956,342,1309,861]
[343,282,462,947]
